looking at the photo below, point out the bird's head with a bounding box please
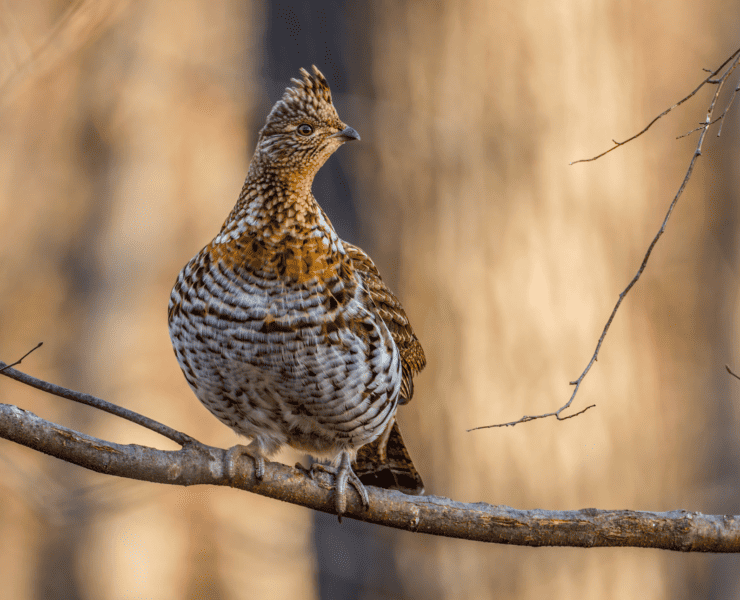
[252,66,360,182]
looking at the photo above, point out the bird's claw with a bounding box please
[225,444,265,484]
[310,453,369,522]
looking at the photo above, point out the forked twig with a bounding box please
[715,79,740,137]
[470,46,740,432]
[570,48,740,165]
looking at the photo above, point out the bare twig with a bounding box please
[676,118,722,139]
[570,47,740,165]
[0,342,43,374]
[676,77,740,140]
[0,400,739,550]
[467,403,596,431]
[726,365,740,381]
[472,47,740,431]
[715,80,740,137]
[0,357,197,447]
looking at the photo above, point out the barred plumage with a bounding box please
[168,66,425,517]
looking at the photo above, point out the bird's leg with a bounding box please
[225,441,266,484]
[310,450,370,521]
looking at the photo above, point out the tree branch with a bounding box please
[1,365,739,551]
[471,45,740,431]
[0,358,195,446]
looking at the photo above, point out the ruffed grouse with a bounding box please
[168,66,425,518]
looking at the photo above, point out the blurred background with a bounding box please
[1,0,740,598]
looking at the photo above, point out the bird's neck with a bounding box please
[210,168,345,282]
[215,167,336,248]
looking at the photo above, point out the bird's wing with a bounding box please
[343,241,426,403]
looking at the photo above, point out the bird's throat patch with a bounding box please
[216,233,342,284]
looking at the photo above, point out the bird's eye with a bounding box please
[297,124,314,136]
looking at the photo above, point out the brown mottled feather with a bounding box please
[344,242,426,403]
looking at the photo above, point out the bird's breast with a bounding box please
[211,228,345,286]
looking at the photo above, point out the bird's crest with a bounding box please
[290,66,332,106]
[264,65,338,127]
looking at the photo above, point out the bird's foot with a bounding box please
[225,444,265,484]
[310,452,370,522]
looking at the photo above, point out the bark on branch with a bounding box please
[1,363,738,552]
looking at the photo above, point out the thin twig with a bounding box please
[676,77,740,140]
[726,365,740,381]
[677,118,722,139]
[471,47,740,431]
[569,46,740,165]
[0,342,43,374]
[0,354,198,447]
[716,81,740,137]
[467,404,596,431]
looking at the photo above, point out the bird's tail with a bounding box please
[353,419,425,495]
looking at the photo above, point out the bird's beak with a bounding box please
[330,126,361,142]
